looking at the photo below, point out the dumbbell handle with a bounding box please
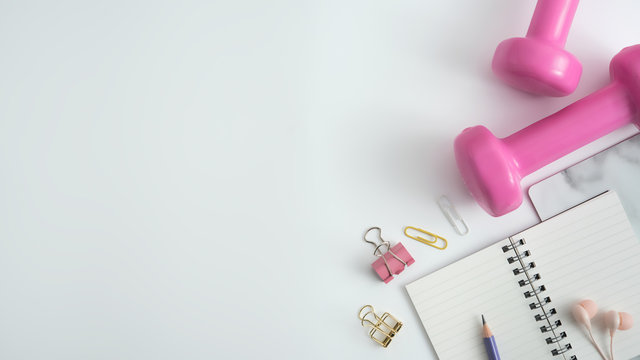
[526,0,579,48]
[504,82,636,176]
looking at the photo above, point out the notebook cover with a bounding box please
[528,134,640,237]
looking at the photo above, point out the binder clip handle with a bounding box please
[363,227,390,256]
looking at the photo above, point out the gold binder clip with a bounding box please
[404,226,448,250]
[358,305,403,348]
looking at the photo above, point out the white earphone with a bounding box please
[603,310,633,360]
[572,299,633,360]
[572,300,607,359]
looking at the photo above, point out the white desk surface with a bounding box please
[1,1,639,359]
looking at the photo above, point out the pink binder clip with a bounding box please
[364,227,415,283]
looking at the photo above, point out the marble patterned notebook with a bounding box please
[529,134,640,237]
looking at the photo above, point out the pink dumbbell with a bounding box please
[492,0,581,96]
[456,45,640,217]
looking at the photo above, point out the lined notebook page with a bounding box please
[406,240,552,360]
[514,191,640,360]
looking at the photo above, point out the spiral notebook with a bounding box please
[406,191,640,360]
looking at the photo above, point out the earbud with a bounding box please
[572,299,598,330]
[604,310,633,335]
[604,310,633,360]
[573,301,634,360]
[573,300,607,360]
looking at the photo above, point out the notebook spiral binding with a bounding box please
[502,238,578,360]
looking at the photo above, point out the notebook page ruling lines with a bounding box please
[406,240,551,360]
[514,192,640,360]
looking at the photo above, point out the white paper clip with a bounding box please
[437,195,469,236]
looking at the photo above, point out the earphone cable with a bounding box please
[587,329,608,360]
[610,334,614,360]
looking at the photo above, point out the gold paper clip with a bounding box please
[403,226,448,250]
[358,305,403,348]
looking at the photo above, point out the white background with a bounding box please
[1,0,639,359]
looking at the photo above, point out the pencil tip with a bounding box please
[482,314,486,325]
